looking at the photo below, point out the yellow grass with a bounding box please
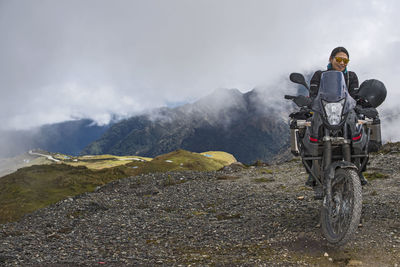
[57,152,234,170]
[54,154,152,170]
[200,151,237,165]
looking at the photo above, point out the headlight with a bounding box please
[322,99,345,125]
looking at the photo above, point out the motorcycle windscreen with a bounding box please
[312,71,356,114]
[318,71,347,101]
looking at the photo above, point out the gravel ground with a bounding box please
[0,152,399,266]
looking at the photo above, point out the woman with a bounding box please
[309,47,359,99]
[305,47,368,188]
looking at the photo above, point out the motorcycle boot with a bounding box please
[314,185,323,200]
[359,173,368,186]
[305,173,316,187]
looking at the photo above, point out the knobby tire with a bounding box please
[321,168,362,246]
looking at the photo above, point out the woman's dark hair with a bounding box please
[330,46,349,59]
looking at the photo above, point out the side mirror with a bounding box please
[290,73,309,91]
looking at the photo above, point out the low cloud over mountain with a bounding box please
[83,88,290,164]
[0,119,109,158]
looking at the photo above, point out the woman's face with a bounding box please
[330,51,349,72]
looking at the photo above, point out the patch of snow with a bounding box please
[118,157,145,161]
[28,151,60,162]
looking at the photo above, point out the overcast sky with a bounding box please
[1,0,399,139]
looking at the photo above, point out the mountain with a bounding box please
[0,119,110,158]
[82,88,290,164]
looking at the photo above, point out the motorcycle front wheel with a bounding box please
[321,168,362,246]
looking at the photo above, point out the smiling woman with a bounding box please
[309,47,359,100]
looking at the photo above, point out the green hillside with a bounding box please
[0,150,236,224]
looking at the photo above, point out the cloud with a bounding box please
[0,0,400,142]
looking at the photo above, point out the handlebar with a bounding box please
[285,94,312,108]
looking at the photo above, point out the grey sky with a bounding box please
[1,0,399,139]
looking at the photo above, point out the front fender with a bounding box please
[323,161,358,209]
[324,161,358,182]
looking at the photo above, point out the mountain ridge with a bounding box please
[82,88,290,164]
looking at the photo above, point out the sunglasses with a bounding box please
[335,57,349,64]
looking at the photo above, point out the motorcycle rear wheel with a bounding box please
[321,168,362,246]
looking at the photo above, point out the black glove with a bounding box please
[293,95,312,107]
[355,106,378,118]
[289,108,312,120]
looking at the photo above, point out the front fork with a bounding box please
[322,128,352,202]
[323,132,332,202]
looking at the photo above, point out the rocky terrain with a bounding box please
[0,148,399,266]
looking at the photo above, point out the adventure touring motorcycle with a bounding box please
[285,71,386,245]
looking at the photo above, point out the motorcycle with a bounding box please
[285,71,386,245]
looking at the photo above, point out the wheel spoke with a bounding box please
[328,172,354,236]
